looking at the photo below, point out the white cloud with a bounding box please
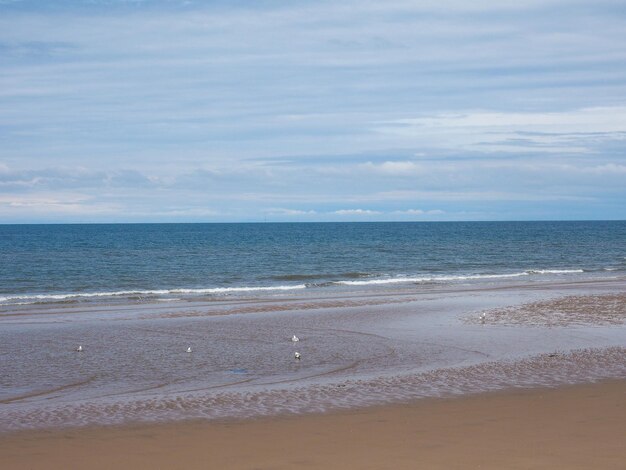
[393,209,444,215]
[373,190,594,202]
[263,208,317,216]
[362,161,422,175]
[146,207,220,217]
[0,192,118,214]
[333,209,381,215]
[576,163,626,175]
[384,107,626,133]
[374,107,626,153]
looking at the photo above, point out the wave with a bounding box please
[271,272,371,281]
[0,284,307,304]
[525,269,584,274]
[0,268,590,306]
[583,267,623,273]
[335,269,585,286]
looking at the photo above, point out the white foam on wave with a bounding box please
[336,269,584,286]
[525,269,584,274]
[0,284,307,304]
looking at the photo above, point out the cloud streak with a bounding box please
[0,1,625,221]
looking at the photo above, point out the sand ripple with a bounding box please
[2,346,624,433]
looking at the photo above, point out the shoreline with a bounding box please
[2,379,624,469]
[3,275,625,316]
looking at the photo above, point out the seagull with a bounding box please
[186,347,192,353]
[76,345,83,352]
[294,351,301,360]
[479,313,486,323]
[291,335,300,342]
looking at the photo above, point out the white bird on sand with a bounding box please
[479,313,486,323]
[76,345,83,352]
[291,335,300,342]
[186,347,192,353]
[294,351,301,360]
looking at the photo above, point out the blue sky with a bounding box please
[1,0,625,222]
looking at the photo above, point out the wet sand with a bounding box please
[471,292,626,326]
[1,279,625,432]
[1,380,624,469]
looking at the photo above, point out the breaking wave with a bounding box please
[0,284,307,305]
[0,268,594,306]
[335,269,584,286]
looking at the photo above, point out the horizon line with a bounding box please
[1,219,625,226]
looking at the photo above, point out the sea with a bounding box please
[1,221,625,307]
[1,221,625,432]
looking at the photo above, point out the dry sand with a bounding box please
[1,380,624,469]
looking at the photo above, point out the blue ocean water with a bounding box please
[1,221,625,305]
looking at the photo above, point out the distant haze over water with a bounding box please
[1,221,625,307]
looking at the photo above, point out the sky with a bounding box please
[1,0,625,223]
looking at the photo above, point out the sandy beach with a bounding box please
[2,277,625,468]
[1,380,624,469]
